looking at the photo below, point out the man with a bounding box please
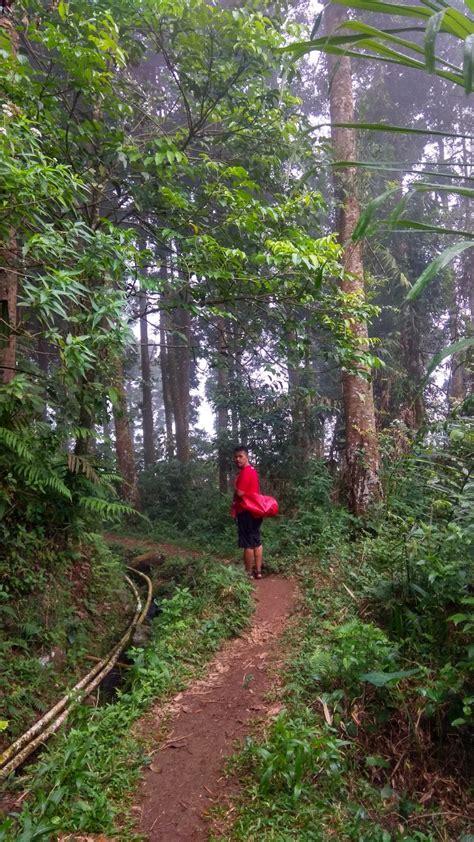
[232,445,263,579]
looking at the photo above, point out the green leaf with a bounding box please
[406,241,474,302]
[390,219,474,237]
[359,668,419,686]
[333,0,432,21]
[108,387,120,405]
[323,121,473,139]
[332,159,474,181]
[425,10,446,72]
[464,33,474,93]
[410,181,474,198]
[365,755,390,767]
[352,186,401,240]
[57,0,68,21]
[424,336,474,379]
[448,613,469,624]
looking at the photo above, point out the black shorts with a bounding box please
[237,510,262,549]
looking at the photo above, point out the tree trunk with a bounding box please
[160,303,175,460]
[139,287,155,467]
[447,187,474,403]
[216,318,229,493]
[74,369,97,456]
[326,2,381,515]
[166,300,191,464]
[0,233,17,384]
[229,321,241,442]
[112,358,141,509]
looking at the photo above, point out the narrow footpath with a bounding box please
[135,575,296,841]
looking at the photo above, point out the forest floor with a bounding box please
[133,574,296,841]
[5,534,471,841]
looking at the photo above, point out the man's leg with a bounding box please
[254,544,263,576]
[243,548,254,575]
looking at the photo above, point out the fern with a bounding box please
[78,496,137,521]
[0,427,34,461]
[15,463,72,499]
[67,453,100,484]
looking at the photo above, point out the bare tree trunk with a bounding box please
[447,186,474,402]
[447,276,466,404]
[216,318,229,493]
[287,327,314,462]
[229,321,241,442]
[326,2,381,515]
[160,305,175,460]
[166,300,191,464]
[139,286,155,468]
[400,303,425,427]
[112,359,141,509]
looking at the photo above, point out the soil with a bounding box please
[133,575,297,841]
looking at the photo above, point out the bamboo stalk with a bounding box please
[0,569,152,778]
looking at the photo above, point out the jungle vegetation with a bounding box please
[0,0,472,838]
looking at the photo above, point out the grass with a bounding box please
[0,554,254,841]
[213,549,472,842]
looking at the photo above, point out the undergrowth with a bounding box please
[223,552,472,841]
[217,422,473,841]
[0,557,253,841]
[0,535,130,745]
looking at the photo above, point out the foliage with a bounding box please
[0,557,253,840]
[284,0,474,92]
[0,536,130,743]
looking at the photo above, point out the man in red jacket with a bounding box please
[231,445,263,579]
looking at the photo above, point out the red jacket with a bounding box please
[233,464,260,515]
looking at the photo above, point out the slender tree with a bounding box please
[216,318,230,493]
[112,359,141,509]
[139,285,155,468]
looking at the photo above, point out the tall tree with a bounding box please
[325,3,381,514]
[112,359,141,509]
[216,318,230,494]
[139,285,155,468]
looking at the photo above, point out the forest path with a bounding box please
[105,532,203,560]
[133,573,297,841]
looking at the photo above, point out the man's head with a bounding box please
[234,446,249,469]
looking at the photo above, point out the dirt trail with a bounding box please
[135,575,296,841]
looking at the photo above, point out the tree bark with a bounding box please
[166,299,191,464]
[159,303,175,460]
[216,318,229,493]
[112,358,141,509]
[0,233,17,384]
[326,2,381,514]
[229,321,241,442]
[74,368,97,456]
[139,286,155,468]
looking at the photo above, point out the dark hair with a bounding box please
[234,445,249,455]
